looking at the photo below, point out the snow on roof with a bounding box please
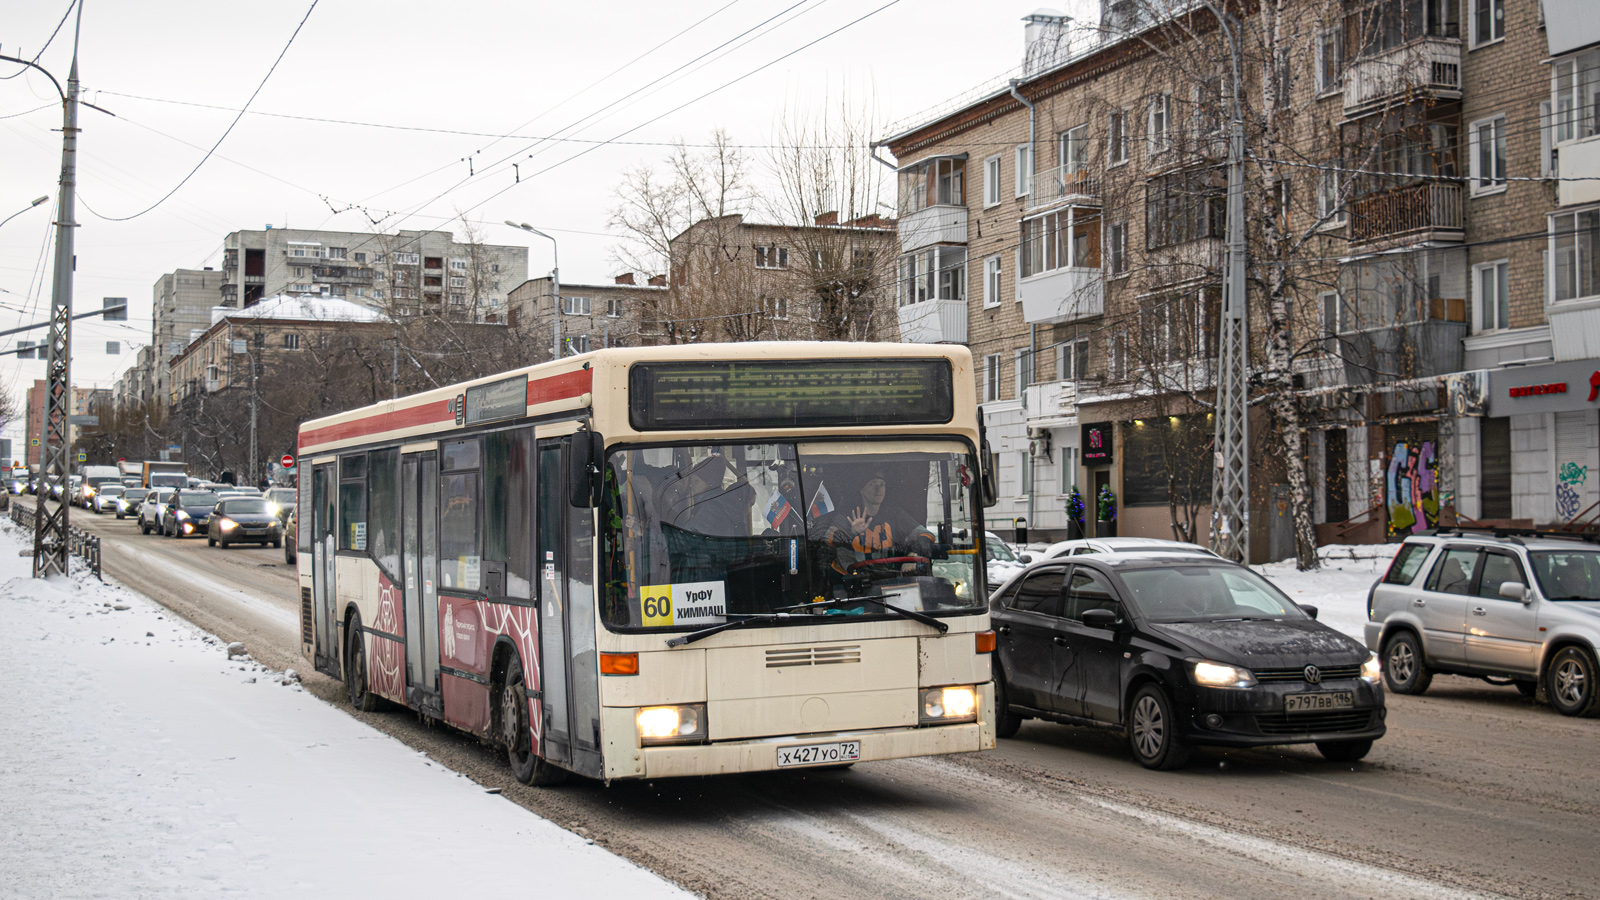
[209,293,388,327]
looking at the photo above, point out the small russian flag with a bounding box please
[808,482,834,519]
[764,490,795,530]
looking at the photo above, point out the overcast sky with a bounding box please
[0,0,1097,450]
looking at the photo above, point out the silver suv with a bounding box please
[1365,528,1600,717]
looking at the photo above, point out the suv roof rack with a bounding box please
[1421,526,1600,545]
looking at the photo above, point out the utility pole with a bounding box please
[1205,1,1250,564]
[30,8,84,578]
[505,222,560,359]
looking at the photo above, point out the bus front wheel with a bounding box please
[501,655,566,786]
[346,616,379,712]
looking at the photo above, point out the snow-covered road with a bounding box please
[0,520,690,900]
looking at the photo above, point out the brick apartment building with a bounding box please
[881,0,1600,557]
[506,273,667,361]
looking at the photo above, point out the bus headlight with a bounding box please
[637,704,707,744]
[920,686,978,724]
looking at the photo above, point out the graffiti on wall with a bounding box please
[1386,440,1438,538]
[1557,461,1588,520]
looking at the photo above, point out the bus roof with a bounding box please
[298,342,975,457]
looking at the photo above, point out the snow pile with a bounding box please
[1257,544,1399,642]
[0,521,689,900]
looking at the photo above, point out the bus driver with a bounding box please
[820,470,934,579]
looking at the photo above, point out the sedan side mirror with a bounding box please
[1019,553,1034,564]
[1081,608,1120,629]
[1299,604,1320,620]
[1498,581,1531,604]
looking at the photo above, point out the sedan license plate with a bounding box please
[776,740,860,768]
[1285,691,1354,713]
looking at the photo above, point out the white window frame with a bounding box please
[1059,124,1089,178]
[1474,260,1510,332]
[1552,49,1600,145]
[1015,144,1033,198]
[1315,165,1347,225]
[1470,0,1505,48]
[1315,27,1343,95]
[1468,114,1507,195]
[606,296,622,318]
[1147,93,1170,156]
[1318,290,1341,340]
[1106,221,1128,277]
[284,333,301,351]
[1014,348,1031,398]
[1550,208,1600,303]
[1107,110,1129,166]
[1056,337,1088,381]
[984,354,1002,402]
[984,154,1003,207]
[983,256,1002,308]
[562,295,592,315]
[767,296,789,320]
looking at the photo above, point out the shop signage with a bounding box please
[1082,422,1114,464]
[1508,382,1566,398]
[1488,361,1600,417]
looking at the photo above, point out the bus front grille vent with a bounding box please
[766,645,861,668]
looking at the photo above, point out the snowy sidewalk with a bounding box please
[0,522,690,900]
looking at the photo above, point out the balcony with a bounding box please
[898,204,967,253]
[312,265,374,283]
[1022,378,1078,427]
[1019,267,1104,325]
[1031,165,1100,210]
[1341,319,1466,385]
[1558,137,1600,207]
[1145,237,1223,287]
[1348,182,1463,247]
[1344,37,1461,116]
[896,298,967,344]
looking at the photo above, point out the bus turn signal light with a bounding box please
[975,631,996,654]
[600,652,639,676]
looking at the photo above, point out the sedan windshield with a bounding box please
[603,440,983,630]
[125,489,148,501]
[1118,565,1308,621]
[985,535,1020,563]
[219,499,271,515]
[1528,550,1600,600]
[177,492,219,508]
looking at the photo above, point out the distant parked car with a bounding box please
[207,497,283,548]
[1039,537,1222,560]
[116,487,149,520]
[991,552,1384,769]
[139,488,176,534]
[160,490,220,538]
[1366,528,1600,717]
[90,483,125,514]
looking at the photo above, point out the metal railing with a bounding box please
[1348,181,1463,245]
[10,499,102,580]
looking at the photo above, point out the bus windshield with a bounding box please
[603,439,984,631]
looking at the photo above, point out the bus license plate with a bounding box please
[1284,691,1354,713]
[776,740,861,768]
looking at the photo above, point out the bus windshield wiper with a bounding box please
[665,612,831,647]
[775,596,949,633]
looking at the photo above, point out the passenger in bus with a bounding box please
[657,454,754,538]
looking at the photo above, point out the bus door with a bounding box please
[536,434,603,778]
[402,451,442,715]
[311,461,339,676]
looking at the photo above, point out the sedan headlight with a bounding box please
[218,517,237,532]
[1191,660,1258,689]
[265,502,281,519]
[637,704,707,744]
[1360,651,1382,686]
[920,686,978,724]
[175,510,190,520]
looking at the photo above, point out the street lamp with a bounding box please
[0,196,50,232]
[503,221,561,360]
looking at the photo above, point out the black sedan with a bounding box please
[207,497,283,548]
[991,552,1385,770]
[159,490,221,538]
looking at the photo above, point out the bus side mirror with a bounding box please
[980,441,999,508]
[568,430,603,508]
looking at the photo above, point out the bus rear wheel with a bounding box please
[501,655,565,786]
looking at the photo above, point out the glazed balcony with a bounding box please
[1344,37,1461,117]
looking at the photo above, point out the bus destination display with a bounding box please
[464,374,529,425]
[629,359,953,430]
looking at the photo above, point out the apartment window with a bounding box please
[1471,0,1504,46]
[755,245,789,269]
[326,247,347,260]
[984,154,1003,207]
[936,157,964,205]
[1107,335,1126,381]
[1021,209,1102,277]
[449,276,467,288]
[900,247,965,306]
[984,354,1002,402]
[562,295,591,315]
[393,252,419,265]
[1059,124,1089,177]
[1552,49,1600,144]
[1195,76,1223,137]
[1469,115,1507,194]
[1315,28,1343,93]
[606,296,622,318]
[1315,165,1346,222]
[1552,209,1600,302]
[1014,348,1032,397]
[1147,93,1170,155]
[899,156,966,214]
[1056,337,1089,381]
[1107,111,1128,165]
[1145,168,1223,249]
[1021,452,1033,495]
[354,252,367,264]
[1318,291,1341,341]
[292,266,304,277]
[1015,144,1033,197]
[1106,221,1127,276]
[983,256,1003,308]
[450,259,468,271]
[766,296,789,319]
[1475,261,1510,331]
[284,333,301,350]
[565,335,590,354]
[425,257,443,269]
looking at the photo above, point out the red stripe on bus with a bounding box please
[529,368,591,405]
[299,368,592,451]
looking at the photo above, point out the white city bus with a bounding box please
[297,342,998,783]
